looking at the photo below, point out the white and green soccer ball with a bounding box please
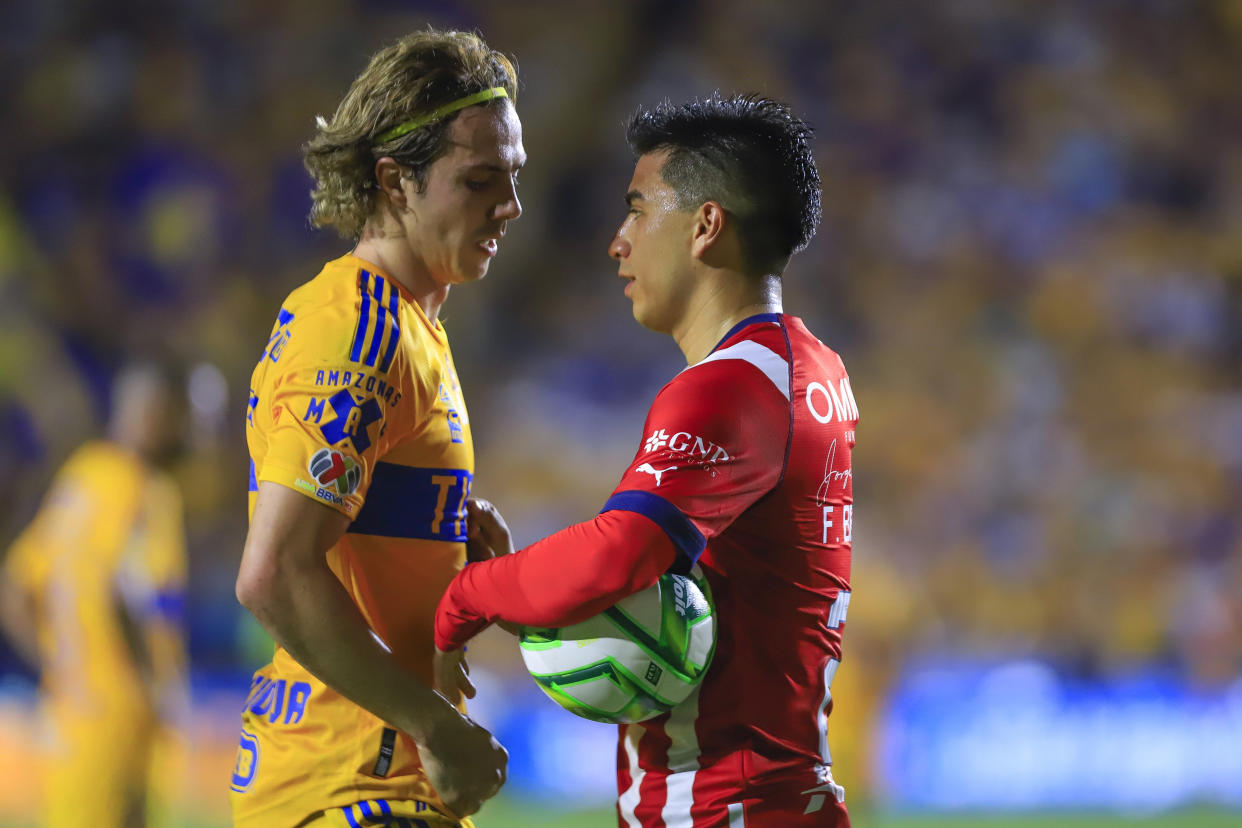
[518,567,716,724]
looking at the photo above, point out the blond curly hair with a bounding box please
[303,29,518,238]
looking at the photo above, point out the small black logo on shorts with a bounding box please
[645,662,663,684]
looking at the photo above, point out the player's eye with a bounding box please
[465,179,489,191]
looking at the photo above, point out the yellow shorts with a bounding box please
[300,798,476,828]
[42,714,155,828]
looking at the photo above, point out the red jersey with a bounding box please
[437,313,857,826]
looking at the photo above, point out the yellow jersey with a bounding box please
[5,440,186,726]
[232,254,475,826]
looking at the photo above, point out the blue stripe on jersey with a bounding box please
[712,311,784,354]
[364,275,388,367]
[349,462,473,542]
[248,459,258,492]
[350,271,374,363]
[379,280,401,372]
[600,489,706,570]
[345,798,413,826]
[342,805,361,828]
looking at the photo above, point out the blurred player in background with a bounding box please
[0,363,189,828]
[230,29,520,827]
[436,94,856,826]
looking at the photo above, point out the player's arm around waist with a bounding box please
[0,573,39,669]
[236,480,469,744]
[1,508,57,668]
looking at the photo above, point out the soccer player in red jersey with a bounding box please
[435,94,857,826]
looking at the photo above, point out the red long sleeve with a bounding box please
[434,509,677,651]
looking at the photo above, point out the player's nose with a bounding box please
[493,187,521,221]
[609,232,629,260]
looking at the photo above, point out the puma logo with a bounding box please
[636,462,677,486]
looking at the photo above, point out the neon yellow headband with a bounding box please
[373,87,509,145]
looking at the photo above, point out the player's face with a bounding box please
[608,151,699,334]
[122,379,186,465]
[404,101,525,286]
[146,391,188,465]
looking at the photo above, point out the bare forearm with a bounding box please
[244,562,455,743]
[0,581,40,669]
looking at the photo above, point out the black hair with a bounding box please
[626,92,822,274]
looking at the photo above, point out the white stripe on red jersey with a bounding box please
[688,337,791,400]
[618,726,644,828]
[659,688,702,827]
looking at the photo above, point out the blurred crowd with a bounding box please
[2,0,1241,791]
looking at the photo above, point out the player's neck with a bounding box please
[352,234,450,321]
[106,428,155,468]
[674,272,782,365]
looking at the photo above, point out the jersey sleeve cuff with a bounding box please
[434,573,488,651]
[599,490,705,572]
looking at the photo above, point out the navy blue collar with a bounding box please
[710,312,784,354]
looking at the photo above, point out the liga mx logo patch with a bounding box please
[309,448,361,496]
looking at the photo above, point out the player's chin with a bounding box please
[630,302,660,332]
[629,295,647,321]
[631,301,673,334]
[456,258,491,283]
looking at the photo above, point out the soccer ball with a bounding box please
[518,568,716,724]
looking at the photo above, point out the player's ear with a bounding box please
[374,158,407,207]
[690,201,727,261]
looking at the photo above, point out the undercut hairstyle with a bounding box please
[626,93,822,275]
[304,29,518,238]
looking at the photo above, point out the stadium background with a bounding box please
[1,0,1240,825]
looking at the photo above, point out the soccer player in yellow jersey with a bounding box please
[0,364,189,828]
[231,29,520,827]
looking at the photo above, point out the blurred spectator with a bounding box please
[0,363,189,826]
